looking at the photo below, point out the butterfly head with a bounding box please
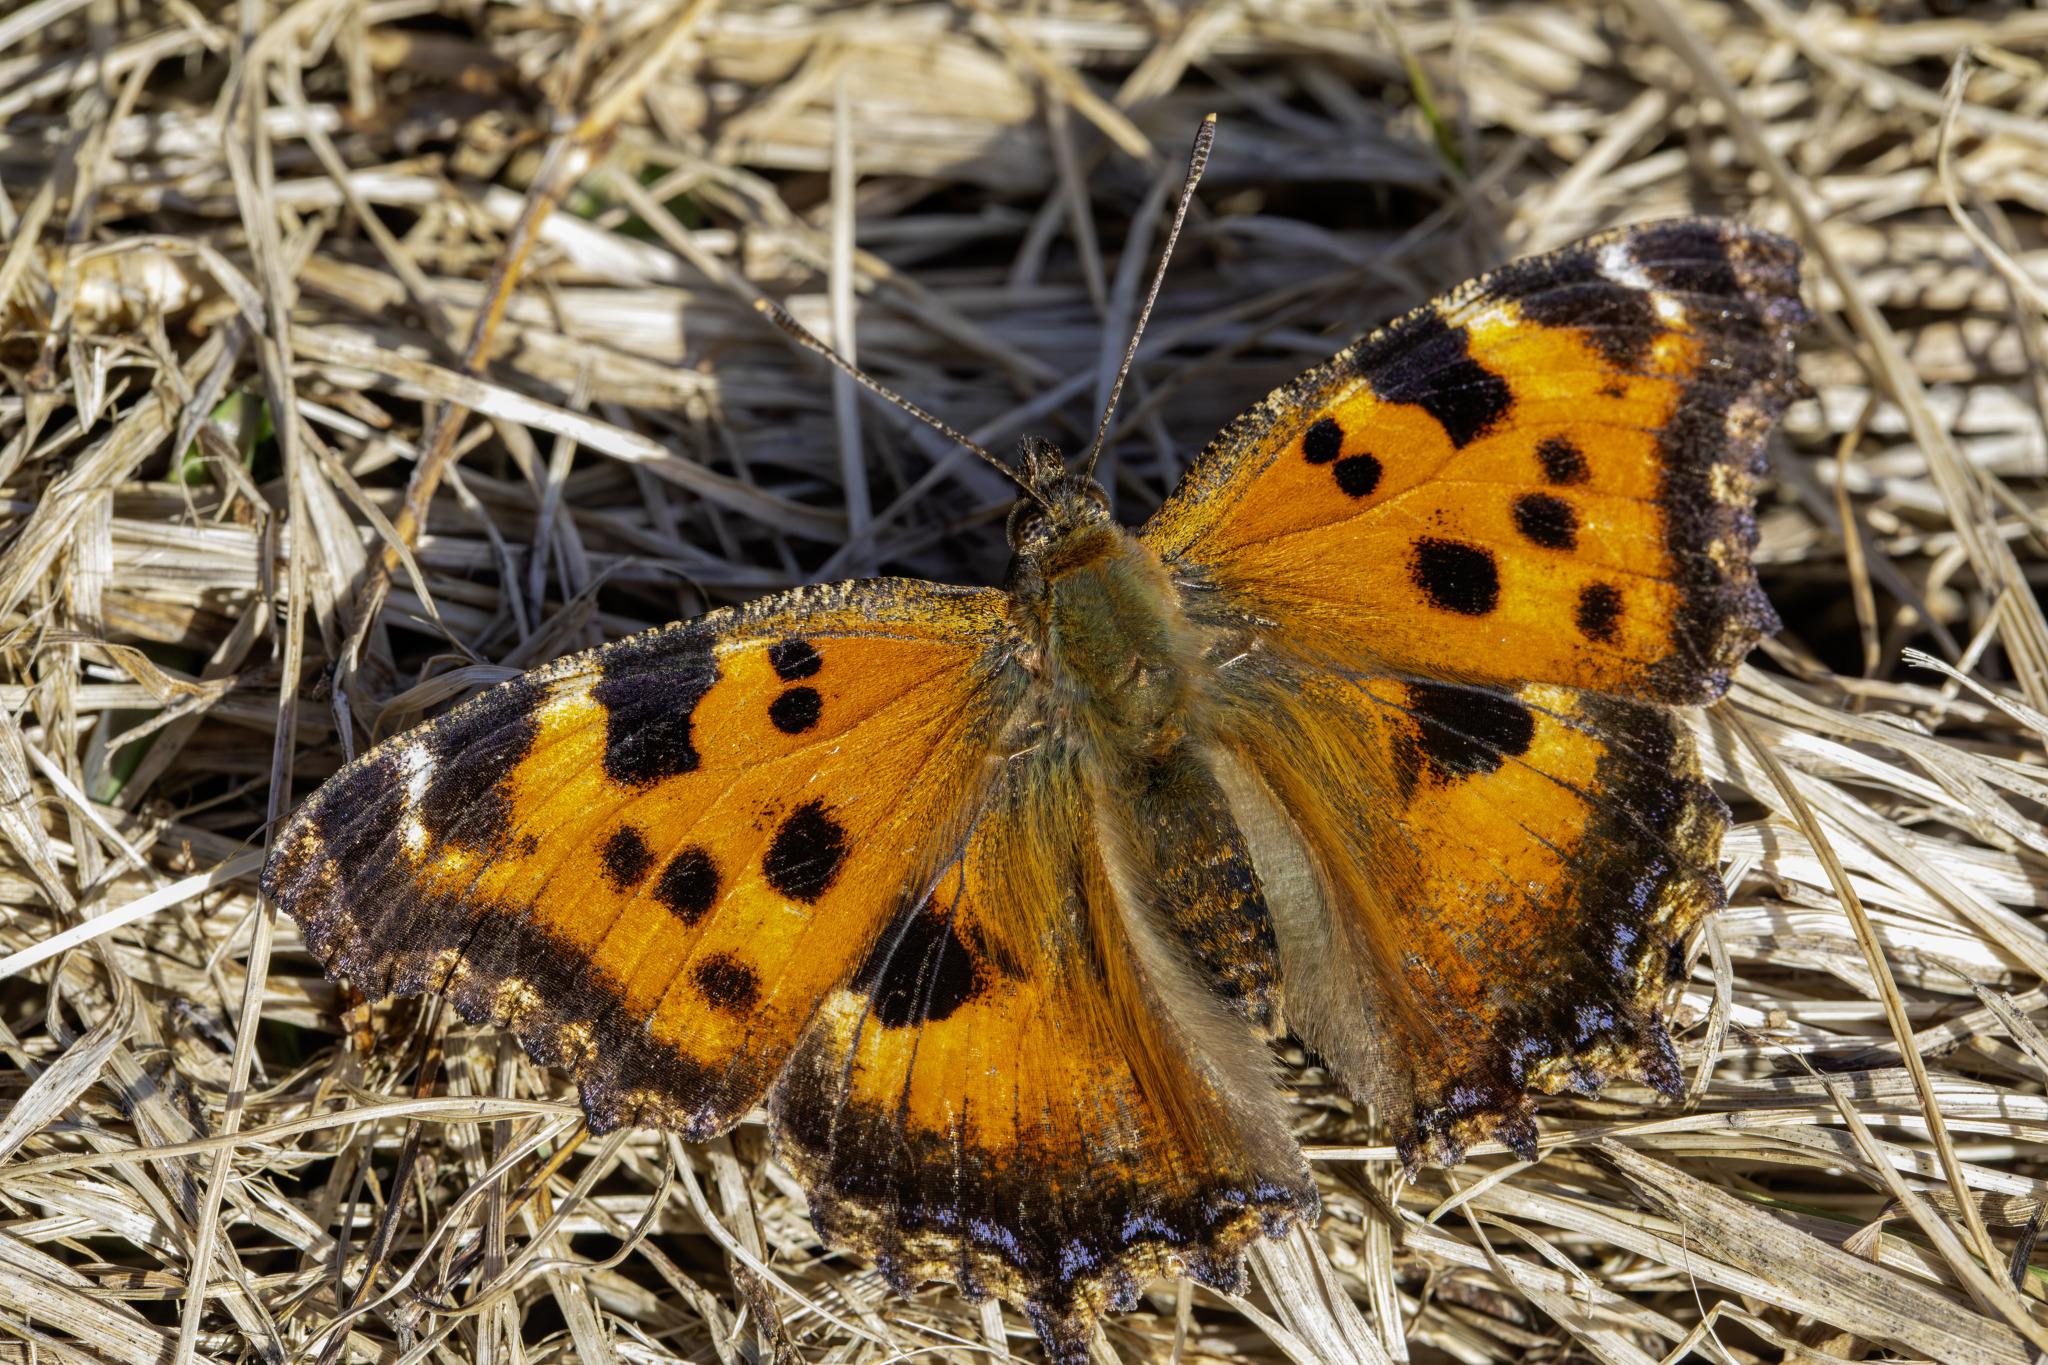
[1005,436,1112,562]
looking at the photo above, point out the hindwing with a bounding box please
[772,739,1315,1356]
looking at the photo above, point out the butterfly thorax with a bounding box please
[1003,439,1207,756]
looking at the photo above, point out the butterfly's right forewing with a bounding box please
[1150,219,1802,704]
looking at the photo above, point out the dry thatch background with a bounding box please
[2,0,2048,1362]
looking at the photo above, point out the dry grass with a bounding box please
[1,0,2047,1362]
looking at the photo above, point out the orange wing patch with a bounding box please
[1148,218,1803,704]
[264,580,1023,1135]
[773,755,1312,1358]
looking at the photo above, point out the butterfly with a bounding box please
[264,176,1805,1360]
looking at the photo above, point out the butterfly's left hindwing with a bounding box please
[264,580,1023,1136]
[773,741,1314,1359]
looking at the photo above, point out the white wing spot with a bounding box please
[1597,240,1653,290]
[396,745,437,858]
[400,744,436,803]
[1598,241,1688,326]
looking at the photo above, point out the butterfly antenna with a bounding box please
[752,297,1041,502]
[1082,113,1216,479]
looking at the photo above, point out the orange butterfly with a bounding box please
[266,126,1804,1359]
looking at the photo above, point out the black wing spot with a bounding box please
[600,825,655,891]
[1302,416,1344,464]
[763,800,848,903]
[655,848,720,926]
[693,953,759,1013]
[768,638,822,681]
[1407,682,1536,779]
[1576,582,1623,643]
[1513,492,1578,551]
[1333,454,1382,499]
[591,635,718,788]
[859,897,986,1030]
[1410,538,1500,616]
[1360,311,1512,448]
[768,686,822,735]
[1535,435,1588,485]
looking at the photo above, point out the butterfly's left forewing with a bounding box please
[265,580,1024,1135]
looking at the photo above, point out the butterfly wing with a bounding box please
[1207,672,1723,1163]
[267,576,1315,1363]
[773,733,1314,1359]
[1148,218,1800,704]
[264,580,1025,1135]
[1143,218,1805,1161]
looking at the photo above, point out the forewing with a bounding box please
[264,580,1022,1136]
[1145,218,1805,704]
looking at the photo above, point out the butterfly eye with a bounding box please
[1083,483,1111,512]
[1006,502,1047,548]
